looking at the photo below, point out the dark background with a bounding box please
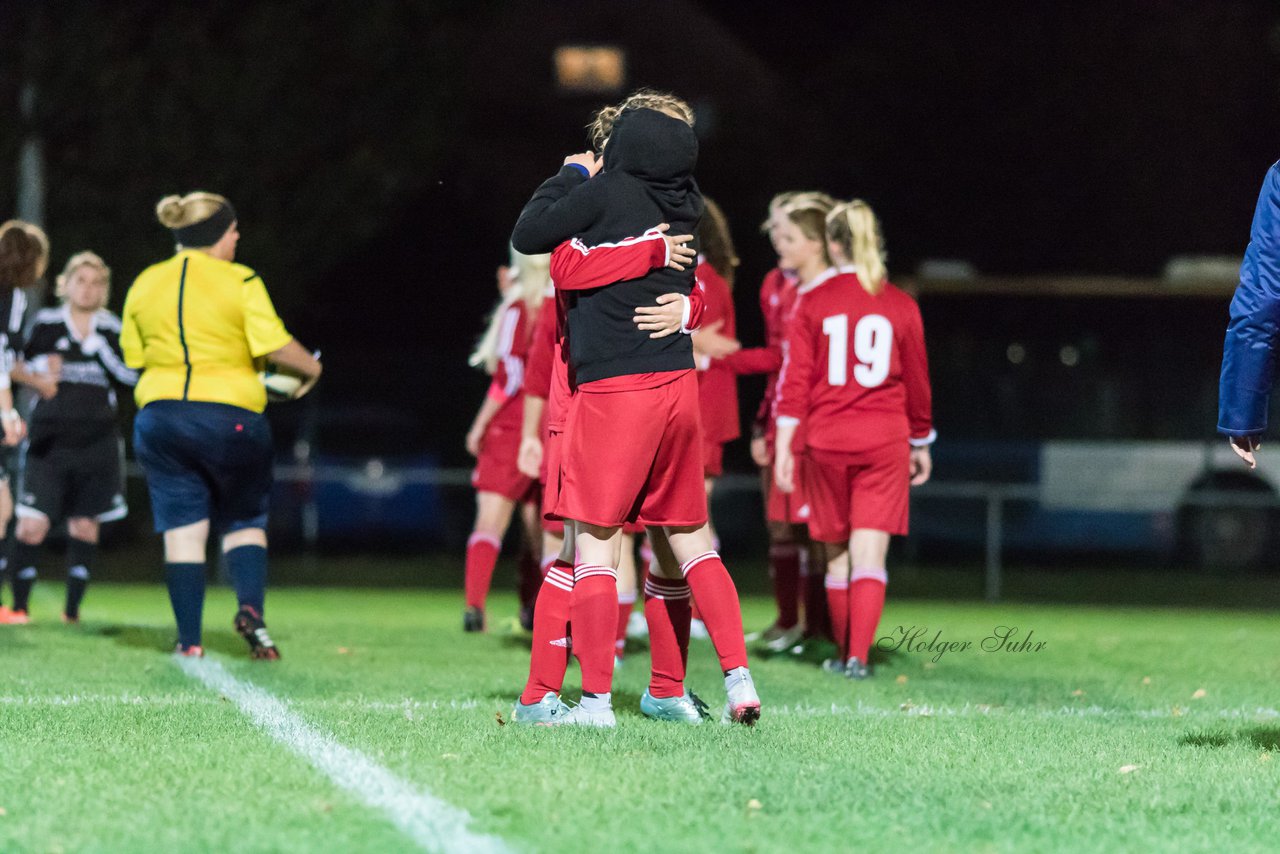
[3,0,1278,467]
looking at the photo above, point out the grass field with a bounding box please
[5,578,1280,853]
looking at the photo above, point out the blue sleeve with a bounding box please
[1219,161,1280,436]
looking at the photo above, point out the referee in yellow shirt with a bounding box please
[121,192,321,658]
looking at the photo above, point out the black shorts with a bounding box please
[17,433,127,524]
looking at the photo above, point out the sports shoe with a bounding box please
[463,606,485,633]
[640,690,709,725]
[512,692,571,725]
[722,667,762,725]
[821,657,848,676]
[0,607,30,625]
[61,613,80,625]
[689,618,710,640]
[174,643,205,657]
[762,624,804,653]
[234,607,281,660]
[844,656,871,680]
[547,702,616,728]
[626,610,649,639]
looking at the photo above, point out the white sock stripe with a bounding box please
[68,565,90,580]
[679,551,719,576]
[824,577,849,590]
[573,564,617,581]
[644,582,691,600]
[544,575,574,593]
[176,656,511,853]
[851,566,889,585]
[546,567,575,584]
[617,592,637,605]
[16,567,36,580]
[467,532,502,549]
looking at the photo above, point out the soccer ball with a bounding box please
[259,365,304,401]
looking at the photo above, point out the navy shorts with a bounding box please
[133,400,273,533]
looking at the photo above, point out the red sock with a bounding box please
[520,560,575,705]
[464,532,501,610]
[569,564,618,694]
[848,569,887,665]
[768,543,800,629]
[690,599,703,624]
[644,572,691,698]
[615,592,636,659]
[516,544,542,613]
[824,576,850,661]
[802,550,830,639]
[681,552,748,672]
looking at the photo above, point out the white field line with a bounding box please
[7,690,1280,723]
[174,656,512,854]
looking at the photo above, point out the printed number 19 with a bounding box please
[822,313,892,388]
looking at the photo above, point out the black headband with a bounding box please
[172,202,236,248]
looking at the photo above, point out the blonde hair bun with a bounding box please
[155,195,186,229]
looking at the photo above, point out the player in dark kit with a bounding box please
[512,92,760,726]
[10,252,137,623]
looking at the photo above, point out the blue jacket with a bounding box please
[1219,161,1280,437]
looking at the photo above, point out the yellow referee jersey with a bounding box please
[121,250,293,413]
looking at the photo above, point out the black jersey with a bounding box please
[24,306,138,446]
[0,287,28,375]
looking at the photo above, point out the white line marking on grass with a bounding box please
[175,656,512,854]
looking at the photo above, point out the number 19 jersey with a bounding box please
[774,267,934,453]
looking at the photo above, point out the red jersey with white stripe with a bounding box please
[721,266,797,437]
[695,260,740,445]
[775,268,933,453]
[484,300,533,432]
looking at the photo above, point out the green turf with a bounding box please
[4,581,1280,853]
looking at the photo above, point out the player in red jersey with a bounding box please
[461,251,547,632]
[513,225,704,724]
[702,193,835,651]
[773,199,934,679]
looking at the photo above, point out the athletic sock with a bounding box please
[64,537,96,619]
[516,542,542,614]
[580,691,612,713]
[615,591,636,659]
[463,533,501,611]
[11,541,40,613]
[165,562,206,649]
[643,572,691,698]
[802,549,831,639]
[824,576,851,662]
[520,559,575,705]
[225,544,267,615]
[680,551,748,672]
[768,543,801,630]
[569,564,618,695]
[849,567,888,665]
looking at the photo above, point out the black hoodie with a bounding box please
[511,108,704,384]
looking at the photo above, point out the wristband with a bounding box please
[1,409,20,423]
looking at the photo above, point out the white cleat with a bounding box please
[548,703,617,728]
[762,624,804,653]
[512,692,571,725]
[721,667,761,726]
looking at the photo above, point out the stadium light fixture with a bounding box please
[555,45,626,94]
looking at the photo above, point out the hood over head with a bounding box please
[603,108,702,223]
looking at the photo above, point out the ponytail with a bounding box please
[827,200,887,296]
[468,249,549,374]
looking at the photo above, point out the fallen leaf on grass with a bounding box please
[900,700,915,712]
[896,674,909,684]
[495,712,506,727]
[1071,689,1085,697]
[747,799,763,811]
[336,647,350,655]
[1171,705,1183,717]
[1192,688,1207,700]
[1118,765,1140,774]
[1141,676,1151,685]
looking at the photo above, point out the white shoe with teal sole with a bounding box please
[512,692,571,725]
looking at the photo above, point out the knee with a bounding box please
[223,527,267,552]
[16,516,49,545]
[67,518,100,543]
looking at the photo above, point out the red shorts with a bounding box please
[702,439,724,479]
[764,463,811,525]
[540,430,566,535]
[472,422,536,503]
[802,442,910,542]
[556,371,707,528]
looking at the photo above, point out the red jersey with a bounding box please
[484,299,534,432]
[695,260,740,445]
[774,268,934,453]
[721,267,797,437]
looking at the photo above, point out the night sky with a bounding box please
[3,0,1278,464]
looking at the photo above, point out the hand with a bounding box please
[496,265,516,295]
[466,423,485,457]
[29,375,58,400]
[1,412,25,447]
[910,446,933,486]
[691,320,741,359]
[750,435,771,467]
[46,354,63,377]
[633,293,686,339]
[774,448,795,494]
[293,365,322,400]
[1231,435,1261,469]
[652,223,696,271]
[518,435,543,479]
[563,151,602,177]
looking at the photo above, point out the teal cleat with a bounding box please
[640,690,710,725]
[512,692,571,725]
